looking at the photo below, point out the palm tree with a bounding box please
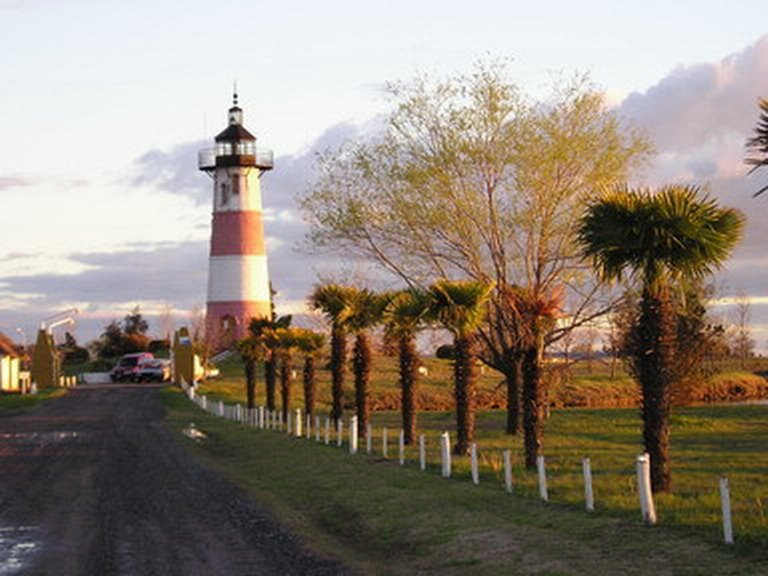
[577,185,744,492]
[746,98,768,197]
[384,288,431,444]
[309,284,358,422]
[270,327,300,422]
[249,315,291,411]
[344,289,391,440]
[428,279,494,455]
[294,328,326,419]
[234,335,266,409]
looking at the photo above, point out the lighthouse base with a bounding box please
[206,301,271,350]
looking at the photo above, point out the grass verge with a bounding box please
[0,388,67,413]
[162,386,767,575]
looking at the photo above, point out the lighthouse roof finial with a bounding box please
[233,80,238,107]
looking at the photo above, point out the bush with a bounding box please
[435,344,456,360]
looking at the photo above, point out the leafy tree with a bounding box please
[577,185,744,492]
[302,60,651,463]
[384,288,432,444]
[123,306,149,335]
[294,328,326,419]
[60,332,89,364]
[745,98,768,197]
[309,284,358,422]
[428,279,493,455]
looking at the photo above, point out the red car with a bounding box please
[109,353,155,382]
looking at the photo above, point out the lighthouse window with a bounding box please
[231,174,240,195]
[220,183,229,205]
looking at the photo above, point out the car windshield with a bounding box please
[119,358,139,367]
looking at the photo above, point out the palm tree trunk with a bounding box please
[265,352,277,411]
[353,332,371,439]
[245,358,256,409]
[399,333,418,444]
[280,354,292,422]
[503,353,523,435]
[638,286,675,493]
[454,334,476,455]
[330,324,346,422]
[303,355,315,418]
[522,341,544,469]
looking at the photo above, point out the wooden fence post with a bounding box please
[583,457,594,512]
[440,432,451,478]
[419,434,426,471]
[503,449,513,494]
[537,455,549,502]
[470,443,479,485]
[636,453,657,524]
[720,476,734,544]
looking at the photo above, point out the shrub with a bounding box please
[435,344,456,360]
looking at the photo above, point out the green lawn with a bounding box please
[163,387,768,574]
[0,388,66,413]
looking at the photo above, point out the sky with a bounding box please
[0,0,766,351]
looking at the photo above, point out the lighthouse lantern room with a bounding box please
[199,92,273,348]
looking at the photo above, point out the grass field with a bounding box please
[163,387,768,574]
[0,388,66,413]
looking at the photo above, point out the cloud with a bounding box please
[0,175,36,190]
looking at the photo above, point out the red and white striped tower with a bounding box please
[198,92,274,347]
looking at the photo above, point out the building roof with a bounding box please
[215,124,256,143]
[0,331,22,357]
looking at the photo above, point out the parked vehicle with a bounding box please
[109,353,154,382]
[136,359,171,383]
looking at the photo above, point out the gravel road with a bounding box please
[0,384,348,575]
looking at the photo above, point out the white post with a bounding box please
[382,427,388,458]
[350,416,359,455]
[286,411,292,435]
[278,411,283,431]
[236,403,242,422]
[218,400,224,417]
[583,457,595,512]
[315,416,321,442]
[294,408,302,437]
[201,395,207,411]
[398,430,405,465]
[306,414,311,439]
[324,417,330,445]
[636,453,657,524]
[366,424,372,454]
[440,432,451,478]
[259,406,265,429]
[470,443,479,485]
[419,434,426,471]
[336,418,343,447]
[719,476,734,545]
[537,455,549,502]
[503,449,513,494]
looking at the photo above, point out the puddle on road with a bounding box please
[0,432,85,445]
[0,526,40,575]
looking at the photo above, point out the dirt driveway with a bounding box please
[0,384,347,575]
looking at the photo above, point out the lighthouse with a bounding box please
[198,92,273,348]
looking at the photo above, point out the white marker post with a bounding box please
[218,400,224,418]
[503,449,513,494]
[306,414,312,439]
[720,476,734,544]
[336,418,343,447]
[201,396,207,411]
[583,457,595,512]
[294,408,302,437]
[382,427,388,458]
[470,443,479,485]
[286,411,292,435]
[398,430,405,465]
[537,455,549,502]
[315,416,321,442]
[366,424,372,454]
[350,416,359,455]
[440,432,451,478]
[636,453,657,524]
[324,417,330,445]
[419,434,426,471]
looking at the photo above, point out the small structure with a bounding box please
[0,332,23,392]
[172,327,203,385]
[31,329,59,388]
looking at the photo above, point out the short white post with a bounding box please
[201,395,207,411]
[218,400,224,417]
[336,418,343,447]
[719,476,734,544]
[350,416,359,455]
[324,417,330,445]
[294,408,302,437]
[470,443,479,485]
[636,453,657,524]
[382,427,388,458]
[278,411,283,431]
[398,429,405,465]
[286,411,292,435]
[583,457,595,512]
[236,404,242,422]
[419,434,426,471]
[366,424,372,454]
[440,432,451,478]
[259,406,265,429]
[315,416,321,442]
[537,455,549,502]
[503,449,513,493]
[306,414,311,439]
